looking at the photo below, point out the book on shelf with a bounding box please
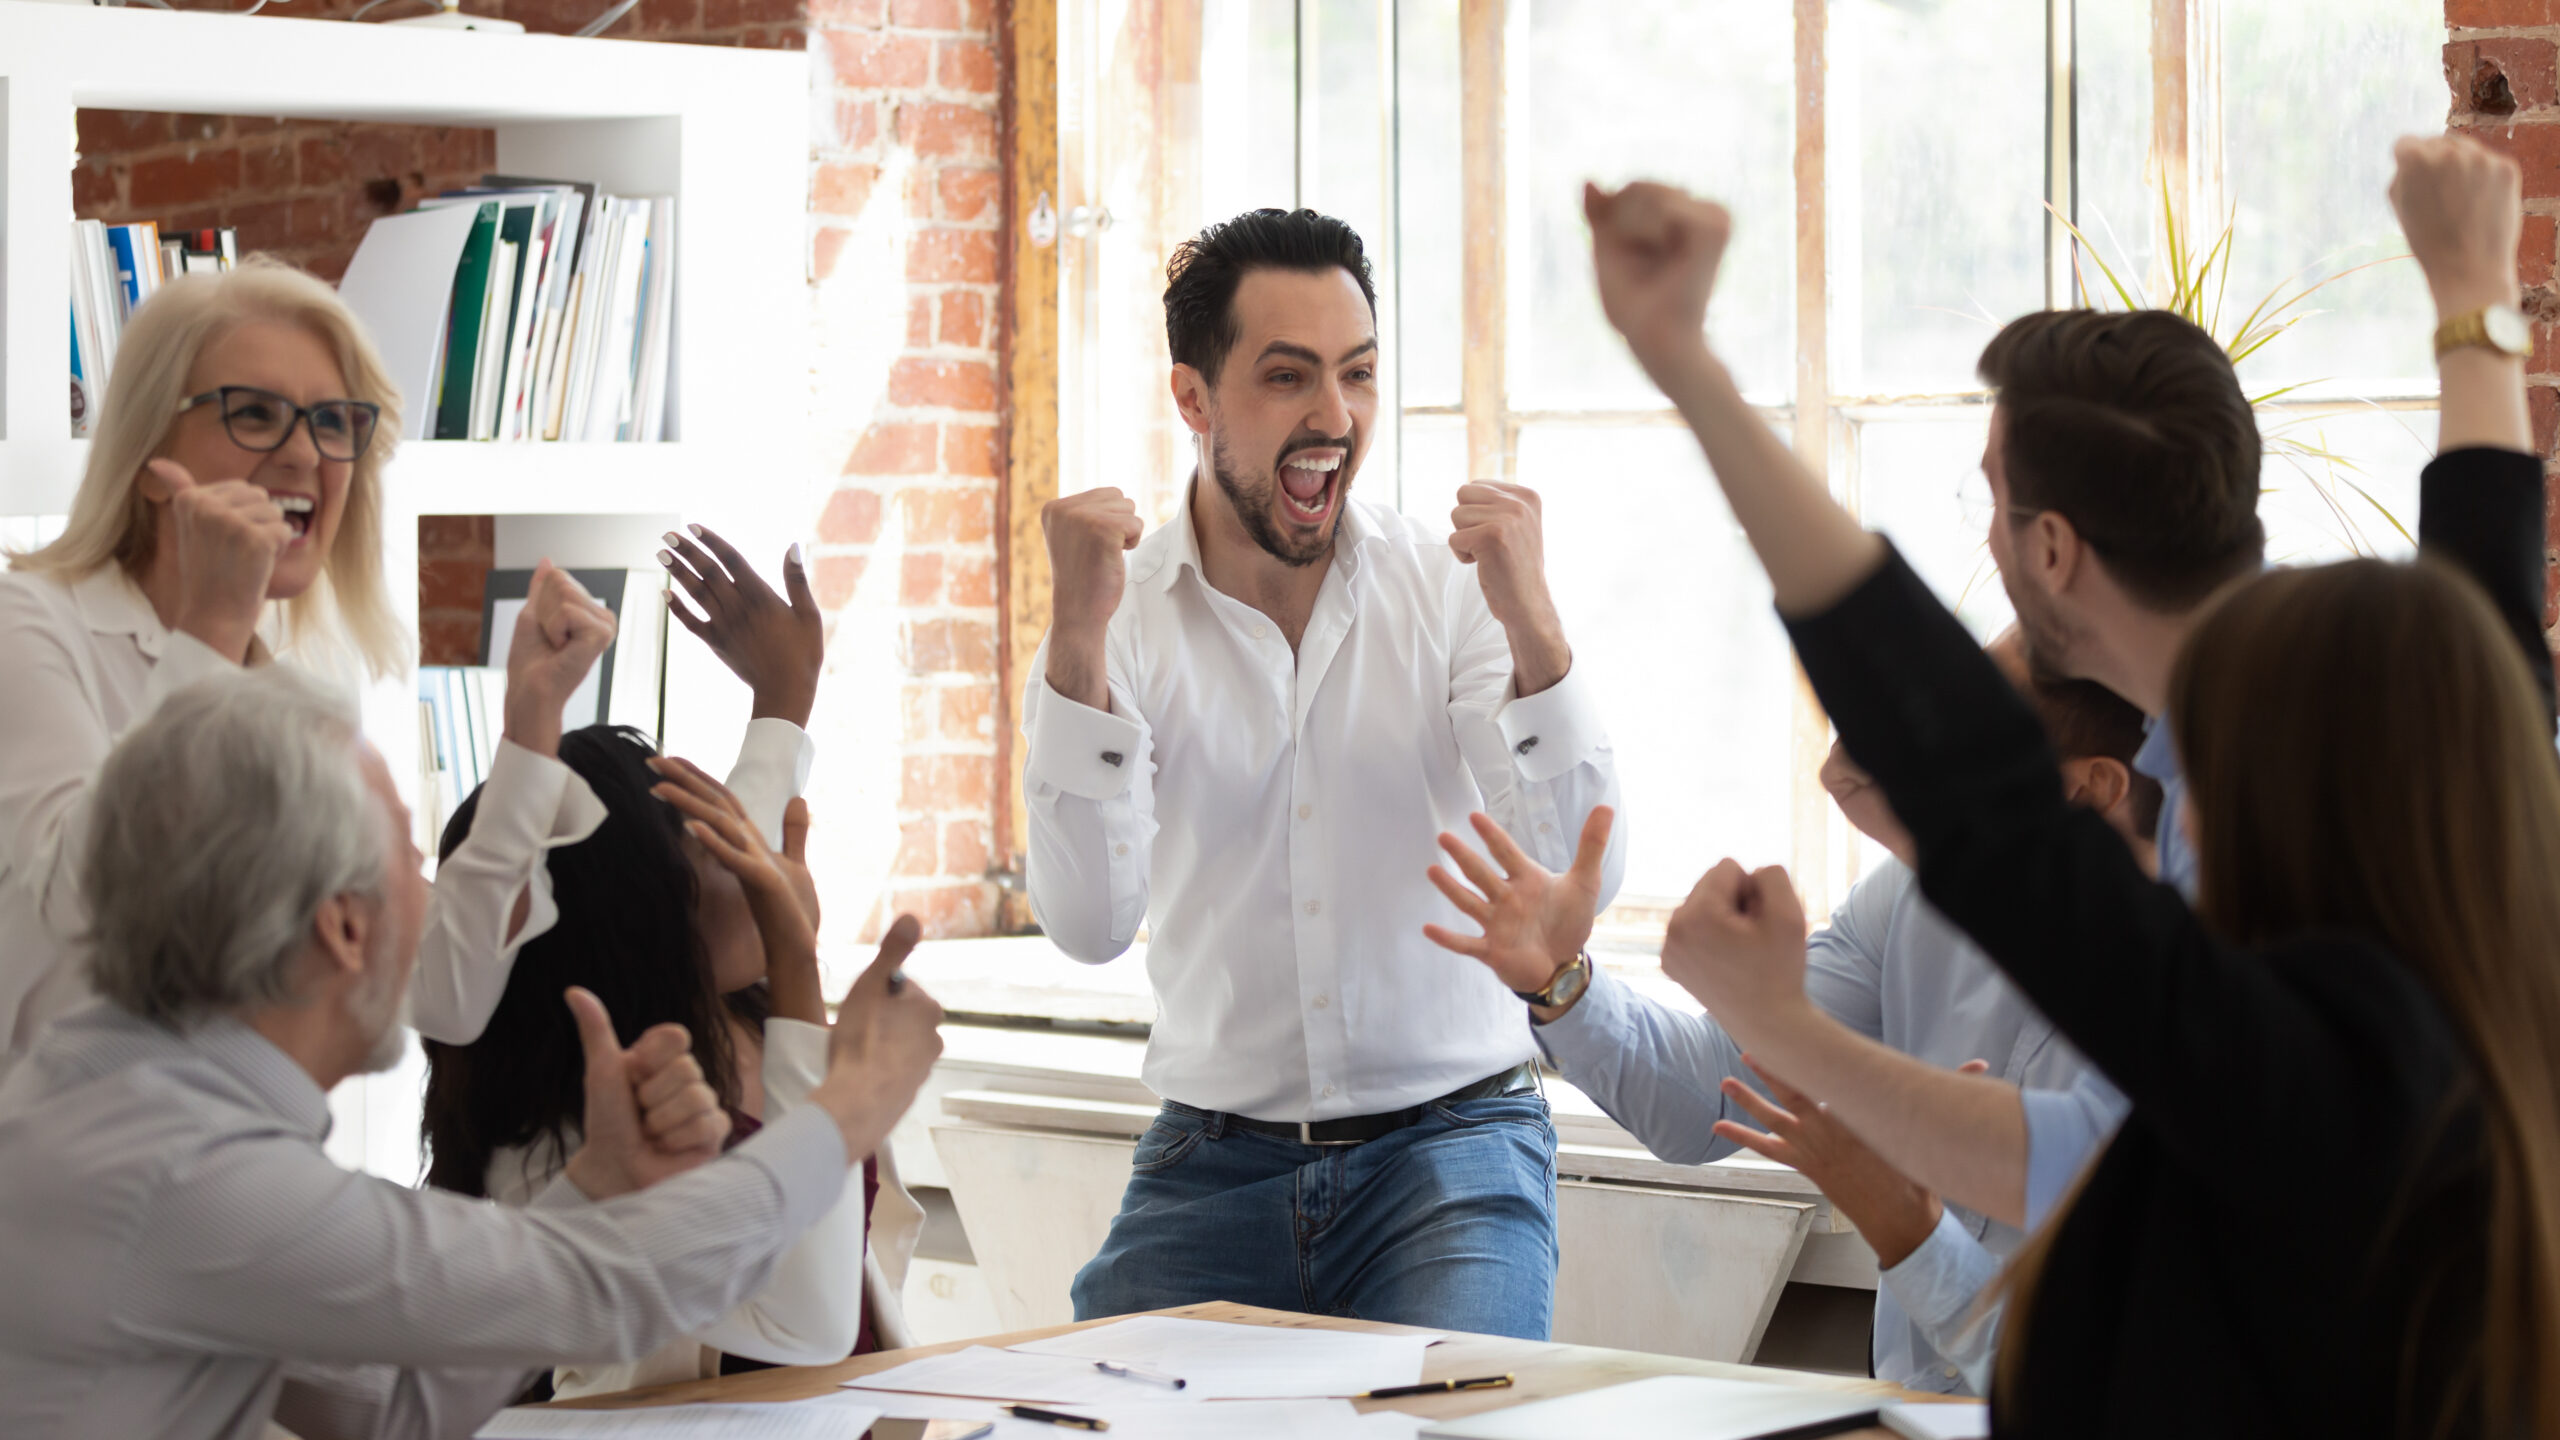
[337,175,673,447]
[67,218,237,432]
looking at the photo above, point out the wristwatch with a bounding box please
[1514,951,1592,1010]
[2433,303,2532,361]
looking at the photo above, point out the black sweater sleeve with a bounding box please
[2416,446,2551,725]
[1784,547,2451,1209]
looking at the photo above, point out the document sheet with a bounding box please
[475,1393,881,1438]
[1006,1315,1435,1398]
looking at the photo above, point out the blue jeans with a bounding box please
[1069,1090,1560,1339]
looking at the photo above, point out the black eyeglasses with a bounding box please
[176,386,381,463]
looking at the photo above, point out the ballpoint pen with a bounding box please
[1093,1359,1188,1389]
[1001,1404,1111,1431]
[1355,1374,1516,1400]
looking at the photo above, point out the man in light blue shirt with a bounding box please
[1426,635,2152,1392]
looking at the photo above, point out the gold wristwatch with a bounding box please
[1514,951,1592,1010]
[2433,303,2532,361]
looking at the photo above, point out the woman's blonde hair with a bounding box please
[10,256,409,680]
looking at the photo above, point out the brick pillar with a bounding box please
[811,0,1006,939]
[2445,0,2560,636]
[418,515,497,666]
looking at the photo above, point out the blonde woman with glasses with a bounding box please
[0,258,619,1056]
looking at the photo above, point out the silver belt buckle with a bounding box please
[1298,1120,1360,1146]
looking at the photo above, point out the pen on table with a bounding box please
[1001,1404,1110,1431]
[1093,1359,1187,1389]
[1355,1374,1516,1400]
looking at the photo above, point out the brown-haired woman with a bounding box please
[1585,133,2560,1437]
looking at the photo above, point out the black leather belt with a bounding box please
[1187,1061,1542,1147]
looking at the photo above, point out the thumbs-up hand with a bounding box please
[805,915,945,1164]
[1423,807,1614,1004]
[561,985,731,1201]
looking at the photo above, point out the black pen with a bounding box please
[1001,1404,1111,1431]
[1356,1373,1516,1400]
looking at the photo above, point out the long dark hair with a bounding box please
[420,725,768,1196]
[1997,559,2560,1435]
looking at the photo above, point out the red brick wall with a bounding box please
[810,0,1006,939]
[2446,0,2560,633]
[418,516,498,666]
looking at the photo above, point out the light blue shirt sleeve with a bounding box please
[1533,883,1890,1165]
[1533,966,1748,1165]
[1878,1205,2006,1396]
[2020,1068,2130,1230]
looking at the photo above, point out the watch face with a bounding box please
[2486,304,2533,356]
[1546,957,1590,1008]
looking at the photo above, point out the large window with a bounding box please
[1055,0,2443,932]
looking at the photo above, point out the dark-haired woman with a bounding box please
[424,733,898,1396]
[1585,135,2560,1438]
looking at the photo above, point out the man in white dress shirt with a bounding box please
[1023,208,1623,1338]
[0,666,943,1440]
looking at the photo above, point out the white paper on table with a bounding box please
[1006,1316,1435,1399]
[1881,1400,1991,1440]
[843,1345,1209,1407]
[865,1394,1362,1440]
[474,1393,880,1438]
[1348,1412,1430,1440]
[335,205,485,441]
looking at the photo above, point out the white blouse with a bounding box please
[0,563,816,1055]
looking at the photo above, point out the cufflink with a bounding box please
[1101,750,1124,767]
[1515,736,1539,756]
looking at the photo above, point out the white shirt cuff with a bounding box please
[730,718,816,850]
[758,1018,832,1115]
[1495,663,1608,784]
[1025,679,1144,801]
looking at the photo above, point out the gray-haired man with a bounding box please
[0,667,944,1440]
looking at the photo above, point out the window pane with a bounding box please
[1519,422,1798,900]
[1199,0,1300,223]
[2223,0,2442,393]
[2257,405,2432,566]
[1853,414,2016,642]
[1829,0,2046,396]
[1512,0,1795,409]
[2073,0,2159,299]
[1396,0,1464,411]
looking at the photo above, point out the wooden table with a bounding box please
[543,1301,1947,1436]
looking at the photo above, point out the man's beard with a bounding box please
[1999,565,2081,681]
[1208,427,1358,569]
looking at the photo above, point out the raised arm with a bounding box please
[1584,184,1885,617]
[2391,136,2554,720]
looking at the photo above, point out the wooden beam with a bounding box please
[998,0,1060,899]
[2149,0,2223,289]
[2046,0,2077,308]
[1788,0,1835,919]
[1459,0,1507,481]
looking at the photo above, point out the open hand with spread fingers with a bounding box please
[660,524,825,728]
[1425,808,1613,1013]
[560,985,731,1201]
[1708,1055,1966,1269]
[649,755,824,1022]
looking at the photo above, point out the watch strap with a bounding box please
[2434,305,2529,360]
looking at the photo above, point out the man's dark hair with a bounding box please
[2024,667,2165,843]
[1164,208,1377,385]
[1978,309,2263,613]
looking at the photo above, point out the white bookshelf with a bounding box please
[0,3,816,796]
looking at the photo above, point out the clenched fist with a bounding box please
[1042,488,1143,710]
[1659,858,1814,1051]
[144,458,292,664]
[501,560,618,758]
[2389,133,2524,316]
[1585,181,1734,385]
